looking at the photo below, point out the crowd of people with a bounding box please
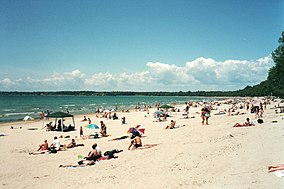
[30,97,280,172]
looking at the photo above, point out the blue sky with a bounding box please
[0,0,283,91]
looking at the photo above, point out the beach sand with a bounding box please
[0,100,284,189]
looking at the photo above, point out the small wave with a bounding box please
[63,104,76,107]
[32,107,40,110]
[5,112,35,117]
[3,109,16,112]
[89,104,96,106]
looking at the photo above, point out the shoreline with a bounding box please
[0,96,229,124]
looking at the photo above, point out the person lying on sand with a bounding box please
[128,135,142,150]
[59,160,95,168]
[29,140,49,155]
[59,148,123,168]
[233,118,255,127]
[165,120,176,129]
[268,164,284,173]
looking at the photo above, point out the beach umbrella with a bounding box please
[85,124,100,130]
[23,115,34,121]
[154,110,163,115]
[23,115,35,130]
[159,104,174,109]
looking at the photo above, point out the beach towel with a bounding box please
[274,170,284,177]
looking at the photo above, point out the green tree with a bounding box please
[268,31,284,97]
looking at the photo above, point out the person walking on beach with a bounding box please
[46,110,50,120]
[79,126,84,137]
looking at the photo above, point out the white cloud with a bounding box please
[0,78,17,86]
[0,56,275,91]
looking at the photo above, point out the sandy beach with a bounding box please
[1,98,284,189]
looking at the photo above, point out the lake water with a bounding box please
[0,95,221,122]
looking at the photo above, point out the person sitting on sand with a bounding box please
[85,143,102,161]
[128,135,142,150]
[66,139,77,148]
[46,122,55,131]
[29,140,49,155]
[100,121,108,137]
[49,136,61,153]
[60,139,84,150]
[165,120,176,129]
[82,116,87,121]
[233,118,255,127]
[268,164,284,173]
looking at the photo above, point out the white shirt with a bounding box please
[52,139,60,150]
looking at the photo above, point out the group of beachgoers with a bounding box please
[29,136,84,155]
[29,97,284,172]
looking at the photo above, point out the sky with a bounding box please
[0,0,283,92]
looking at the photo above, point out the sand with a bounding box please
[0,99,284,189]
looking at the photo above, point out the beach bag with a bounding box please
[49,149,57,154]
[257,119,264,124]
[205,113,210,117]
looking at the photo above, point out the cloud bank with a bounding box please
[0,56,274,91]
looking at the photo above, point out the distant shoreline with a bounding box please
[0,90,257,97]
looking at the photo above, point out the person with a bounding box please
[201,105,211,125]
[121,116,126,124]
[82,116,87,121]
[59,160,95,168]
[49,136,61,153]
[100,121,107,137]
[165,120,176,129]
[57,119,62,131]
[40,111,45,120]
[259,107,264,117]
[233,118,255,127]
[46,110,50,121]
[268,164,284,173]
[85,143,102,161]
[88,117,91,124]
[128,135,142,150]
[67,139,77,148]
[46,122,55,131]
[112,112,118,120]
[79,126,84,137]
[29,140,49,155]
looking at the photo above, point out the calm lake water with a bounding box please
[0,95,221,122]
